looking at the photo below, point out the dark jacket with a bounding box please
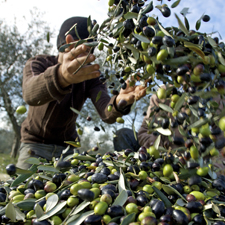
[21,54,123,146]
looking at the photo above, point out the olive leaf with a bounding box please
[38,201,67,221]
[184,16,190,30]
[6,202,16,222]
[68,210,94,225]
[157,20,173,38]
[164,56,190,65]
[158,103,173,113]
[14,207,25,222]
[128,56,137,64]
[175,198,187,206]
[46,194,59,212]
[125,153,135,164]
[174,92,187,112]
[118,168,126,193]
[25,157,40,165]
[15,199,36,211]
[163,185,187,202]
[188,118,209,129]
[208,169,217,180]
[73,155,96,162]
[218,52,225,66]
[152,186,173,208]
[174,13,189,36]
[35,204,44,219]
[96,90,102,103]
[38,174,52,181]
[178,126,188,137]
[110,216,123,223]
[142,1,153,15]
[112,189,128,206]
[64,141,81,148]
[179,168,197,180]
[132,122,137,141]
[159,177,171,183]
[124,12,138,20]
[84,41,99,47]
[123,43,139,60]
[65,215,80,225]
[87,15,92,36]
[99,38,109,44]
[195,19,201,30]
[130,99,137,112]
[112,22,124,32]
[91,23,99,36]
[171,0,181,8]
[133,33,150,43]
[99,18,111,31]
[121,212,136,225]
[180,7,189,17]
[71,201,90,215]
[100,124,106,132]
[70,107,86,117]
[208,36,217,48]
[155,127,172,136]
[211,203,221,216]
[37,165,60,173]
[0,205,6,216]
[46,32,50,43]
[74,39,86,48]
[184,41,206,60]
[11,164,38,187]
[125,172,139,179]
[154,135,161,150]
[15,168,34,175]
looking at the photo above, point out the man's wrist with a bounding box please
[57,65,70,88]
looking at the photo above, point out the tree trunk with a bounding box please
[1,87,21,157]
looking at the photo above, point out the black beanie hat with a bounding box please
[57,17,90,49]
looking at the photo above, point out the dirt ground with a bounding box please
[0,173,10,182]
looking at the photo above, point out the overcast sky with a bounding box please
[0,0,224,52]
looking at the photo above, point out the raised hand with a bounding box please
[57,34,100,87]
[116,79,147,108]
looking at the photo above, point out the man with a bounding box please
[16,17,146,169]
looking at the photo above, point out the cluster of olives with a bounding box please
[93,0,225,155]
[0,143,224,225]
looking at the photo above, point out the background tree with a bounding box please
[0,8,53,156]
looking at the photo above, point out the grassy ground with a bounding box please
[0,153,17,174]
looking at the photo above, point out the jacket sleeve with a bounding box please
[87,78,126,124]
[22,55,72,106]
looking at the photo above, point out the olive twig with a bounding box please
[73,47,94,75]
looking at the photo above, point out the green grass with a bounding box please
[0,153,17,174]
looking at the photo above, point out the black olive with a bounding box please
[202,15,210,22]
[161,7,171,17]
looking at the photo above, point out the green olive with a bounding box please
[157,87,166,99]
[156,49,168,61]
[94,201,108,215]
[190,145,199,160]
[125,203,139,214]
[163,164,173,177]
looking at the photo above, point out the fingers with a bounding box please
[67,54,97,75]
[136,87,147,101]
[68,44,89,60]
[66,34,75,49]
[70,64,100,83]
